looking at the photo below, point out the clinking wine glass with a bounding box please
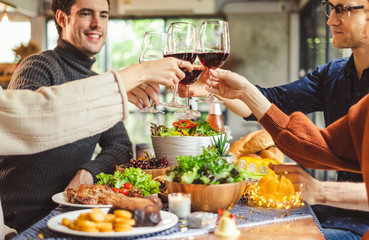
[162,22,197,109]
[196,20,230,103]
[174,56,203,119]
[138,31,167,114]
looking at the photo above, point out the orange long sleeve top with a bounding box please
[259,95,369,240]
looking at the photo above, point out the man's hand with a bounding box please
[64,169,94,191]
[127,83,160,109]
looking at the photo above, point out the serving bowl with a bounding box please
[166,180,246,212]
[151,135,218,166]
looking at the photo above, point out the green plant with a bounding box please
[211,133,229,157]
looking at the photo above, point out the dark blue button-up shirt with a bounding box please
[245,54,369,235]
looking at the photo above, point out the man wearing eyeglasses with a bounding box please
[181,0,369,239]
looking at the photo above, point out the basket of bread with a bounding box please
[229,130,284,178]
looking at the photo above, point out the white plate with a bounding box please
[47,208,178,238]
[52,192,113,208]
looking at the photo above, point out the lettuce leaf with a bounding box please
[96,168,160,197]
[168,146,247,185]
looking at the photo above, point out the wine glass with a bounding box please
[174,56,203,119]
[138,31,167,114]
[196,20,230,103]
[162,22,197,109]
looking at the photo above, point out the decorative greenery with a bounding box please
[211,133,229,157]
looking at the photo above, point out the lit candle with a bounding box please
[168,193,191,219]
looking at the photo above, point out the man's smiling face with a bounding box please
[61,0,109,58]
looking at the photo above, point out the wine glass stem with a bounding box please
[186,86,191,110]
[172,83,179,103]
[208,78,214,98]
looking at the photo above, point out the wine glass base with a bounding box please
[161,101,186,109]
[139,107,165,114]
[196,96,224,104]
[174,109,201,120]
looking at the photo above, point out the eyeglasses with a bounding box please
[322,1,364,19]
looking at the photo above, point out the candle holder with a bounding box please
[168,193,191,219]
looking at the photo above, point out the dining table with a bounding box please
[13,197,325,240]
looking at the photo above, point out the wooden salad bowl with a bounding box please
[116,166,170,179]
[166,180,247,212]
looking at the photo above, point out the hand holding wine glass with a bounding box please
[196,20,230,103]
[138,31,167,114]
[174,56,203,119]
[162,22,197,109]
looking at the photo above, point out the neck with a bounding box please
[352,46,369,79]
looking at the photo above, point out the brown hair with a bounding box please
[51,0,110,37]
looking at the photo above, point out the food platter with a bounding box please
[47,208,178,237]
[52,192,113,208]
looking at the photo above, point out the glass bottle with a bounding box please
[206,102,225,132]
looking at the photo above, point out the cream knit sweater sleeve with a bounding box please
[0,70,128,155]
[0,71,129,240]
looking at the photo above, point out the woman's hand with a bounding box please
[119,57,193,92]
[178,68,209,98]
[208,68,271,119]
[206,68,250,99]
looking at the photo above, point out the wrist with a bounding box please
[241,83,271,119]
[118,64,144,92]
[312,181,329,205]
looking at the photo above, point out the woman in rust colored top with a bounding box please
[208,65,369,240]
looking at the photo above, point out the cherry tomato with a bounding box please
[119,188,129,195]
[112,187,120,193]
[123,183,133,189]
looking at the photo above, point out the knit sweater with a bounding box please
[1,39,133,232]
[0,70,129,240]
[259,96,369,240]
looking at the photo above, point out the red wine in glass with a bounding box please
[196,20,230,103]
[164,53,197,63]
[162,22,197,110]
[164,53,201,85]
[164,53,203,119]
[180,69,202,85]
[197,52,229,69]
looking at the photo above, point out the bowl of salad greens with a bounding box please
[165,146,247,212]
[96,167,160,197]
[151,120,221,166]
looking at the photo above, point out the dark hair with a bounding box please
[51,0,110,37]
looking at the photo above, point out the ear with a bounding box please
[55,10,68,28]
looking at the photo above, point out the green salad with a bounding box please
[166,146,247,185]
[96,168,160,197]
[151,119,221,137]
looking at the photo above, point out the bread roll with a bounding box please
[243,153,262,159]
[259,147,284,163]
[229,130,274,158]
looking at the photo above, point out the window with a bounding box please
[0,21,31,63]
